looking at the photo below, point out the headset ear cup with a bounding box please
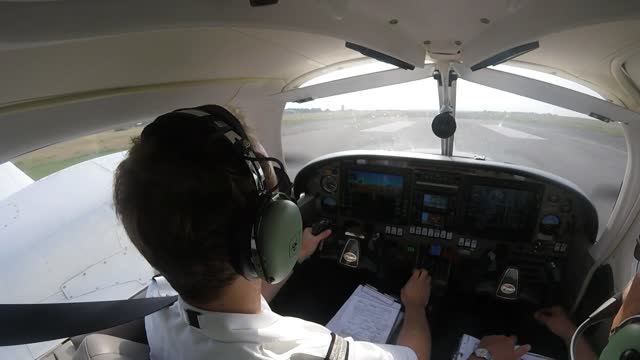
[600,317,640,360]
[253,195,302,283]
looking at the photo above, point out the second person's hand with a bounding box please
[470,335,531,360]
[534,306,576,341]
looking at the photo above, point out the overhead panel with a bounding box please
[0,0,426,66]
[0,27,344,106]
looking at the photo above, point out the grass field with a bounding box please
[13,127,143,180]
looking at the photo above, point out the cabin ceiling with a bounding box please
[1,0,640,160]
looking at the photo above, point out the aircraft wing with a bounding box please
[0,162,33,201]
[0,152,155,360]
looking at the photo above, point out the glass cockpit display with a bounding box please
[344,170,405,221]
[420,212,446,227]
[466,185,538,239]
[423,194,449,210]
[419,193,451,227]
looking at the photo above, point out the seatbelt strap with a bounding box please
[0,296,178,346]
[325,332,349,360]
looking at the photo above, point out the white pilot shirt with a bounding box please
[146,277,417,360]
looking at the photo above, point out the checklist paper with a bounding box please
[326,285,402,343]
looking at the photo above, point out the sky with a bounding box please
[286,63,604,118]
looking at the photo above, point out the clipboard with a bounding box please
[326,284,403,344]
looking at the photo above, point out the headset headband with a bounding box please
[177,107,267,194]
[142,105,267,194]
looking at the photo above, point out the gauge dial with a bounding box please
[320,175,338,193]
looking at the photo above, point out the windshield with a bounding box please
[283,65,627,238]
[284,78,441,175]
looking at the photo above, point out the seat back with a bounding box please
[72,334,150,360]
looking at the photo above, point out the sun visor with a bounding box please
[345,42,415,70]
[470,41,539,72]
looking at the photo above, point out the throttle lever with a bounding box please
[311,218,332,236]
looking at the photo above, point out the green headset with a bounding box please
[601,316,640,360]
[142,104,303,284]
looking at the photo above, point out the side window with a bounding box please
[12,125,143,180]
[0,123,154,312]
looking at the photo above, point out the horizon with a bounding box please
[283,107,596,119]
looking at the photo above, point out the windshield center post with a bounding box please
[434,61,458,156]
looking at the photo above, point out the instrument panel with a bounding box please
[295,151,598,302]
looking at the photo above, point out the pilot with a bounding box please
[112,105,432,360]
[611,273,640,337]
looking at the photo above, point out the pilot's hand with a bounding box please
[611,272,640,331]
[470,335,531,360]
[298,227,332,264]
[534,306,576,341]
[401,269,431,309]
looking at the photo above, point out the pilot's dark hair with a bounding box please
[113,107,276,304]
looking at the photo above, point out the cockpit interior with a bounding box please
[3,1,640,360]
[271,150,599,358]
